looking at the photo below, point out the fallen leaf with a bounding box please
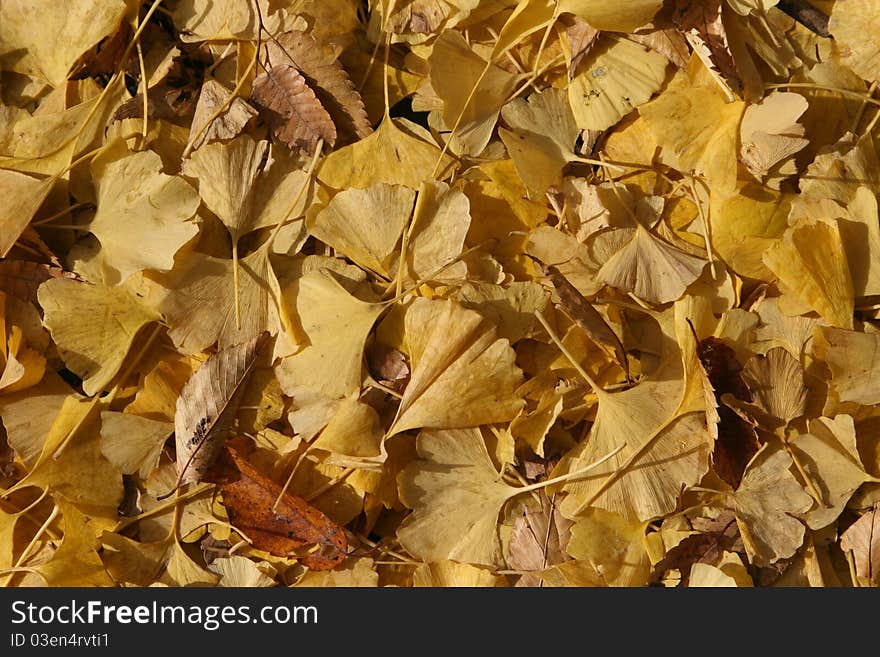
[219,445,347,571]
[168,332,269,492]
[840,504,880,586]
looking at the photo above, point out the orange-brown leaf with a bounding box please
[219,445,347,571]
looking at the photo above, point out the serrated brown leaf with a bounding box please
[673,0,741,96]
[163,332,270,497]
[251,65,337,154]
[506,491,573,587]
[219,444,347,571]
[264,30,372,145]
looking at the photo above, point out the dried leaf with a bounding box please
[252,65,337,154]
[169,332,269,491]
[840,505,880,586]
[219,445,347,571]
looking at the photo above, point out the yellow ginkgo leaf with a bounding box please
[739,91,809,188]
[792,415,879,530]
[183,134,268,240]
[0,371,71,466]
[499,87,580,193]
[90,143,200,281]
[207,556,277,587]
[388,298,524,436]
[829,0,880,83]
[397,428,527,566]
[688,562,738,587]
[318,117,453,190]
[640,72,745,194]
[310,396,386,470]
[763,218,854,329]
[309,183,415,279]
[158,248,286,354]
[596,225,707,305]
[812,326,880,405]
[430,30,521,156]
[0,0,127,87]
[0,169,54,257]
[732,443,813,567]
[400,179,471,285]
[559,0,663,33]
[568,36,668,133]
[38,276,162,396]
[413,561,507,587]
[295,558,379,587]
[565,508,651,587]
[277,271,384,399]
[101,532,218,586]
[23,502,114,587]
[99,411,172,479]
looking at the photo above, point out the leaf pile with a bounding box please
[1,0,880,588]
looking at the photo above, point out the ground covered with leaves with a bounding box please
[0,0,879,588]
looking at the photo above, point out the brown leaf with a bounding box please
[162,332,270,498]
[840,505,880,586]
[694,333,760,489]
[506,491,573,587]
[0,260,78,307]
[673,0,741,96]
[264,30,372,145]
[367,342,410,392]
[545,265,629,380]
[219,445,347,571]
[650,510,743,585]
[251,65,337,154]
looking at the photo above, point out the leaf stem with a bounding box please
[515,443,626,493]
[533,309,604,395]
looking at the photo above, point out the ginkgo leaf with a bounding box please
[251,65,337,154]
[22,502,114,587]
[559,0,663,33]
[556,378,712,522]
[188,80,259,150]
[740,347,807,428]
[840,505,880,587]
[838,186,880,299]
[791,415,878,530]
[38,276,161,396]
[499,87,580,194]
[397,428,525,566]
[89,143,200,281]
[732,444,813,567]
[0,169,54,258]
[101,532,218,586]
[763,218,854,330]
[458,281,548,344]
[309,183,415,278]
[170,333,269,491]
[596,225,707,305]
[310,397,386,470]
[0,0,127,87]
[295,558,379,587]
[158,248,285,354]
[171,0,296,42]
[263,29,372,144]
[640,72,745,194]
[400,179,471,285]
[430,30,521,156]
[565,508,651,587]
[388,298,524,436]
[207,556,277,587]
[688,562,738,587]
[276,271,385,399]
[740,91,809,188]
[0,371,71,466]
[99,411,172,480]
[183,134,268,239]
[568,36,669,133]
[829,0,880,83]
[319,115,454,189]
[413,561,507,587]
[813,326,880,405]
